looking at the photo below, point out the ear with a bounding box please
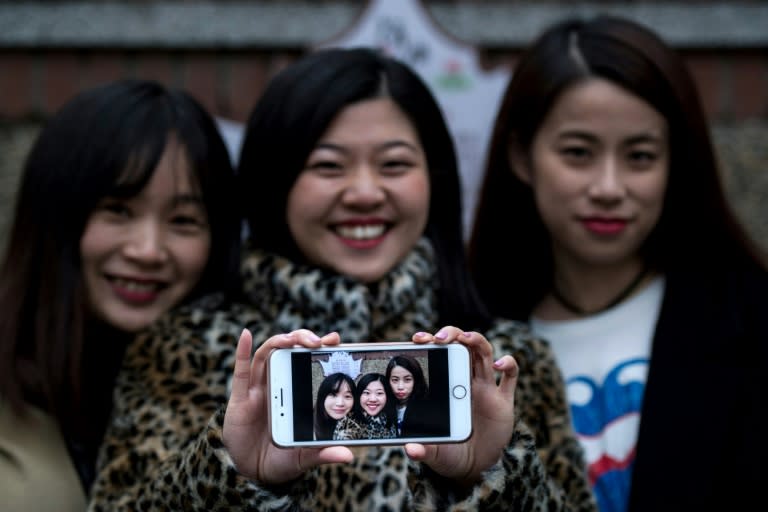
[507,135,533,185]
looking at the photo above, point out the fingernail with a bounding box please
[493,359,503,368]
[415,332,427,338]
[461,331,472,338]
[310,334,321,342]
[435,330,447,340]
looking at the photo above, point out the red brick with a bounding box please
[227,52,270,122]
[81,52,126,90]
[43,52,81,115]
[181,52,219,117]
[0,52,34,119]
[685,53,723,120]
[134,52,175,88]
[728,52,768,120]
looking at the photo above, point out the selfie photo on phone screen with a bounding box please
[291,348,450,442]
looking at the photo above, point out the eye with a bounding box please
[96,199,132,219]
[380,159,412,175]
[626,149,659,169]
[170,204,209,234]
[309,160,341,170]
[559,145,593,165]
[306,159,345,177]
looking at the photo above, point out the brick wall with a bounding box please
[1,1,766,123]
[0,47,766,124]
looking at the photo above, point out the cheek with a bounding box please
[79,218,113,265]
[173,235,211,283]
[401,173,430,225]
[286,177,332,241]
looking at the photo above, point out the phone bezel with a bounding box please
[268,342,472,447]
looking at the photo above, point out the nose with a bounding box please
[588,156,627,203]
[341,167,386,206]
[122,219,168,265]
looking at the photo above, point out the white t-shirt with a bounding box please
[531,277,664,512]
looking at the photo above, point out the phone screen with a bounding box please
[290,347,451,442]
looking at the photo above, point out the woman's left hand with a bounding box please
[407,326,518,484]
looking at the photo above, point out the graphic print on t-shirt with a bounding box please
[568,357,648,512]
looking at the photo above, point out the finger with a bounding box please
[319,331,341,346]
[403,442,428,460]
[411,331,432,344]
[495,355,519,398]
[252,332,297,367]
[433,326,464,344]
[229,329,254,403]
[289,329,325,347]
[459,332,495,381]
[299,446,354,470]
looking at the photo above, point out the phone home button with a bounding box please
[452,385,467,399]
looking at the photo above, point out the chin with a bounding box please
[110,314,158,333]
[337,265,390,284]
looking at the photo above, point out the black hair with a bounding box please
[237,47,490,330]
[352,372,397,430]
[385,354,428,404]
[0,79,241,436]
[469,16,766,319]
[313,372,357,440]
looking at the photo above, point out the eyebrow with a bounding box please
[558,130,664,145]
[314,140,421,153]
[171,194,205,207]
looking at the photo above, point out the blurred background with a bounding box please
[1,0,766,253]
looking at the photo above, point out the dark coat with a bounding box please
[629,261,768,511]
[400,397,449,439]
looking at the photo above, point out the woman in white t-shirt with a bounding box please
[469,15,768,512]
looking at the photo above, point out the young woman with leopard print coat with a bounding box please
[88,48,597,511]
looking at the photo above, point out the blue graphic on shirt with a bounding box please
[568,357,648,512]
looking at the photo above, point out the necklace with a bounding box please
[551,266,650,316]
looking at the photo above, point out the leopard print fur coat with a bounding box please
[88,239,596,511]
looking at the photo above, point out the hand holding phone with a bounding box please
[405,328,520,485]
[268,341,472,447]
[224,326,518,489]
[223,329,354,486]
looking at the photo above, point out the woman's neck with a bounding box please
[536,259,655,320]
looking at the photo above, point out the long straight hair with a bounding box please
[469,16,766,319]
[0,80,241,435]
[385,354,428,404]
[314,372,357,440]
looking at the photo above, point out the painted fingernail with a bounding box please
[461,331,472,338]
[493,359,503,367]
[309,334,321,342]
[415,332,428,338]
[435,330,447,340]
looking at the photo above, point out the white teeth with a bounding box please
[112,278,159,292]
[336,224,386,240]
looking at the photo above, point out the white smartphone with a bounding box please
[268,342,472,447]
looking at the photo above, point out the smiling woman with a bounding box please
[0,79,241,512]
[347,373,397,440]
[79,135,212,333]
[87,47,596,512]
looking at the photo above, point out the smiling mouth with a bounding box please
[109,277,163,293]
[334,223,388,240]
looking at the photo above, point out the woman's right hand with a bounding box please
[223,328,354,485]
